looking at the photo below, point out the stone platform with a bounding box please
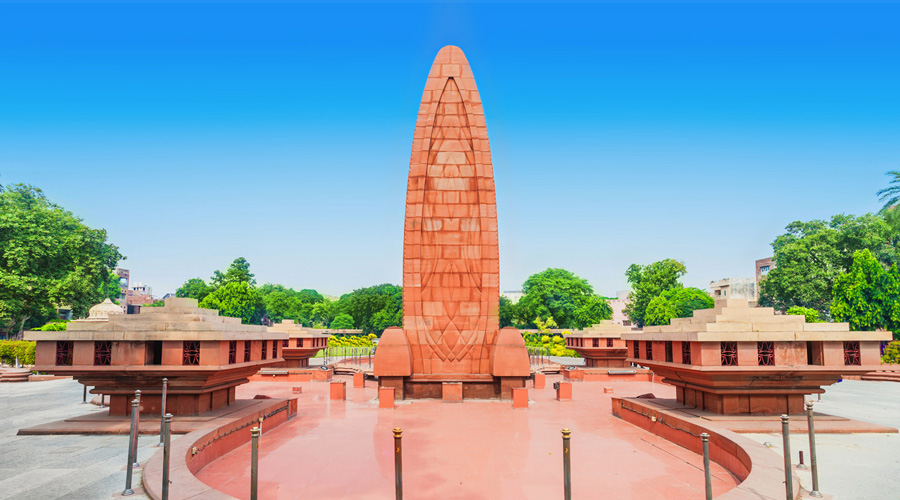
[562,366,653,382]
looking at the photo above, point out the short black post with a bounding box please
[250,427,260,500]
[159,378,168,447]
[131,390,142,468]
[781,415,793,500]
[701,433,712,500]
[806,401,823,497]
[122,398,139,496]
[82,385,88,404]
[394,427,403,500]
[797,450,807,470]
[162,413,172,500]
[562,428,572,500]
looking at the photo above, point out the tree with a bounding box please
[623,259,687,328]
[331,313,355,330]
[571,295,613,329]
[335,284,402,334]
[199,282,264,324]
[644,296,678,326]
[831,249,900,335]
[211,257,256,287]
[786,306,821,323]
[0,184,123,338]
[99,270,122,303]
[661,287,714,318]
[759,214,896,316]
[516,268,606,328]
[876,170,900,213]
[498,295,516,328]
[176,278,213,302]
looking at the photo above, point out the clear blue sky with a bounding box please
[2,2,898,298]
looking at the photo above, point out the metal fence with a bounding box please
[323,346,375,368]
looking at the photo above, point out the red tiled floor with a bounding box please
[198,376,739,499]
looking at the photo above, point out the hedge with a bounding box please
[0,340,36,365]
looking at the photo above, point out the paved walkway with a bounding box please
[2,376,898,499]
[199,377,739,500]
[744,379,900,500]
[0,379,154,500]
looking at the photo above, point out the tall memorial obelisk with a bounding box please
[374,46,529,400]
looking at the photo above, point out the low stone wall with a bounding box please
[612,397,800,500]
[143,397,297,500]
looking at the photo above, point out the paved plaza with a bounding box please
[1,375,897,499]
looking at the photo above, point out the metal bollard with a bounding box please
[100,394,105,408]
[781,415,793,500]
[562,428,572,500]
[250,427,260,500]
[394,428,403,500]
[123,398,139,496]
[806,401,823,497]
[259,416,264,436]
[162,413,172,500]
[797,450,807,470]
[82,385,88,404]
[159,378,168,447]
[131,390,142,468]
[701,433,712,500]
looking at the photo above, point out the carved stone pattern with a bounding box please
[403,47,499,375]
[757,341,775,366]
[261,341,267,360]
[296,338,302,347]
[681,341,692,364]
[664,341,673,363]
[606,338,613,348]
[228,340,237,364]
[633,340,640,358]
[182,341,200,366]
[56,341,73,366]
[283,339,289,348]
[645,340,653,361]
[93,341,112,366]
[244,341,251,362]
[721,341,738,366]
[843,340,861,366]
[272,340,278,359]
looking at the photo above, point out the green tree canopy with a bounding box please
[176,278,214,302]
[330,313,355,330]
[786,306,821,323]
[516,268,608,328]
[211,257,256,287]
[571,295,613,329]
[644,296,679,326]
[623,259,687,328]
[0,184,123,337]
[831,249,900,335]
[661,287,714,318]
[759,214,897,315]
[335,284,402,334]
[498,295,516,328]
[199,282,264,325]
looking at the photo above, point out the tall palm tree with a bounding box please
[876,170,900,213]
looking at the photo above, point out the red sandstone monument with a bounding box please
[374,46,529,400]
[25,298,287,415]
[622,298,891,415]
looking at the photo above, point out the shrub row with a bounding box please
[0,341,36,365]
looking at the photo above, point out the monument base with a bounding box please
[379,375,528,400]
[677,385,807,415]
[374,326,531,401]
